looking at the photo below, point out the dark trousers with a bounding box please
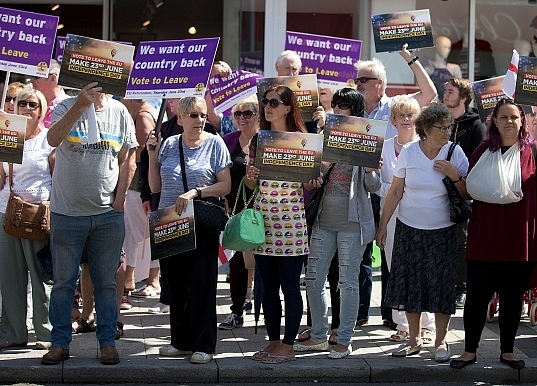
[455,221,468,293]
[463,260,536,354]
[255,254,304,345]
[358,242,373,320]
[229,251,248,317]
[380,248,392,320]
[167,231,219,354]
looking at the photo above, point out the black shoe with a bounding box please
[500,355,525,369]
[450,354,477,369]
[114,321,124,340]
[356,318,369,326]
[455,292,466,309]
[383,319,398,331]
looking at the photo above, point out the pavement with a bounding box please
[1,269,537,384]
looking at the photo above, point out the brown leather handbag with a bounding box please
[3,164,50,241]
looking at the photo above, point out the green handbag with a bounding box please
[222,179,265,251]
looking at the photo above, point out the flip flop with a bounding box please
[296,327,311,342]
[262,354,297,364]
[251,351,270,361]
[421,329,435,344]
[329,329,338,345]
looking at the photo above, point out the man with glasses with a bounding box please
[30,59,67,128]
[354,44,437,332]
[42,81,138,366]
[442,78,485,309]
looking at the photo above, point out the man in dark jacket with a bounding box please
[443,78,486,309]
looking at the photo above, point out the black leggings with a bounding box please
[463,260,536,354]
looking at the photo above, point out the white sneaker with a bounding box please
[191,351,213,364]
[148,303,170,314]
[159,345,191,356]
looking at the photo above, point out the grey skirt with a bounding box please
[384,219,457,315]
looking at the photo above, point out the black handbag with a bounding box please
[178,136,228,232]
[305,163,335,227]
[443,143,471,223]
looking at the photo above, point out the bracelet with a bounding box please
[407,56,419,66]
[451,176,463,183]
[195,187,202,198]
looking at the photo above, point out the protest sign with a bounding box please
[256,74,319,123]
[471,76,509,123]
[371,9,434,53]
[125,37,219,99]
[0,7,58,77]
[240,53,263,74]
[149,202,196,260]
[0,112,26,164]
[208,70,262,115]
[54,36,66,63]
[253,130,323,183]
[59,34,134,96]
[322,114,386,169]
[515,56,537,107]
[285,31,361,88]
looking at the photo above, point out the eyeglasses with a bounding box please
[261,98,285,108]
[185,112,207,119]
[234,110,255,119]
[354,77,378,84]
[17,101,40,110]
[5,96,16,103]
[331,101,352,110]
[432,125,453,133]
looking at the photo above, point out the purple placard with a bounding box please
[125,37,219,99]
[55,36,66,63]
[208,70,263,115]
[285,31,361,89]
[0,7,58,77]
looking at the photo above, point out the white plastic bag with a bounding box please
[466,143,523,204]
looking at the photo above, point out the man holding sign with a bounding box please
[43,82,137,366]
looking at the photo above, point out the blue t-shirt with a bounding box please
[157,134,232,209]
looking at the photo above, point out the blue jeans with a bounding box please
[49,211,124,349]
[306,228,366,347]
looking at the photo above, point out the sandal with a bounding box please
[115,321,124,340]
[421,329,434,344]
[296,327,311,342]
[72,318,96,334]
[390,330,409,342]
[131,285,161,298]
[329,329,338,345]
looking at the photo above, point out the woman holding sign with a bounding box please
[0,88,55,349]
[147,97,231,365]
[245,85,314,364]
[293,88,380,359]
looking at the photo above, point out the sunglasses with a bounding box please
[5,96,16,103]
[261,98,286,108]
[354,77,378,84]
[185,112,207,119]
[17,100,40,110]
[234,110,255,119]
[331,101,352,110]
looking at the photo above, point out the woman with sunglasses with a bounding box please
[3,82,25,114]
[219,96,260,330]
[375,104,468,362]
[245,85,315,364]
[0,88,55,349]
[147,97,231,364]
[293,88,380,359]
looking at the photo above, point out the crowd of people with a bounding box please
[0,43,535,371]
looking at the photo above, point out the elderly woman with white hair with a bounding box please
[0,88,55,349]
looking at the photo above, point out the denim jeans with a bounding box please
[49,210,124,349]
[306,228,366,347]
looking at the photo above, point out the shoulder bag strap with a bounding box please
[322,163,336,186]
[178,135,190,192]
[8,163,13,192]
[446,142,457,162]
[230,178,258,216]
